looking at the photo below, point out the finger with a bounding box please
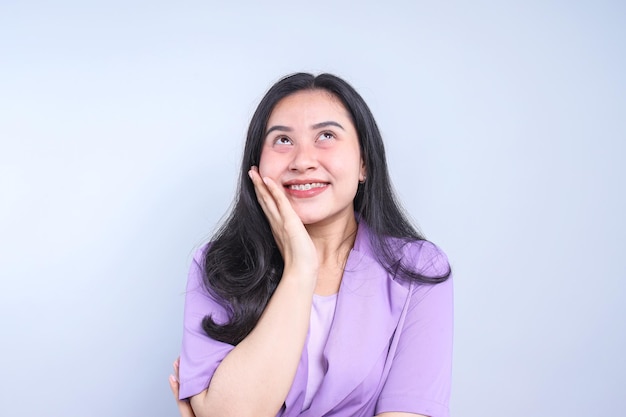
[261,176,308,239]
[261,175,294,216]
[249,167,276,207]
[173,358,180,376]
[169,374,179,398]
[170,373,196,417]
[249,170,277,220]
[249,167,293,218]
[248,168,281,222]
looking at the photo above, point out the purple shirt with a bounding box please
[179,222,453,417]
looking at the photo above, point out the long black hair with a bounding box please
[201,73,450,345]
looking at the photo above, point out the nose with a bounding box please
[289,143,318,172]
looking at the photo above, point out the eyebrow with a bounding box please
[265,121,345,138]
[312,121,345,130]
[265,125,293,137]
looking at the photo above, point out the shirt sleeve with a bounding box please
[375,242,454,417]
[178,246,235,400]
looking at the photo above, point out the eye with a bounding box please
[317,131,335,141]
[273,136,293,145]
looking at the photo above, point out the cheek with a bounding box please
[257,150,271,177]
[258,153,280,180]
[331,153,361,182]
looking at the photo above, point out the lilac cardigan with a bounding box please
[179,222,453,417]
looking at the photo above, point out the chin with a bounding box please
[297,213,324,226]
[295,208,354,228]
[292,207,325,225]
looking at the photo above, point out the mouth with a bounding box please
[286,182,328,191]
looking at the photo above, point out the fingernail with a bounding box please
[248,170,253,179]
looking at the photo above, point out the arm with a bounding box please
[190,268,315,417]
[189,169,318,417]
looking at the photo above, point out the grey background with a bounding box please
[1,1,624,416]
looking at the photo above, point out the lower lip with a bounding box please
[284,184,329,198]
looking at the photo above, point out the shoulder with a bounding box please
[184,242,232,325]
[192,242,211,263]
[401,239,450,278]
[354,221,450,284]
[185,242,212,293]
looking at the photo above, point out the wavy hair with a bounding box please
[201,73,450,345]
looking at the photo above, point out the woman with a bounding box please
[172,73,453,417]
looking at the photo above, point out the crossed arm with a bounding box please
[169,358,427,417]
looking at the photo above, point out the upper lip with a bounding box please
[283,179,329,186]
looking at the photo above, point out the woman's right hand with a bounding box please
[248,166,318,277]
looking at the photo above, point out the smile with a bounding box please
[287,183,328,191]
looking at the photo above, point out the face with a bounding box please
[258,89,366,227]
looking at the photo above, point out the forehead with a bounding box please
[267,89,352,125]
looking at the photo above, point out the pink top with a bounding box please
[303,293,338,410]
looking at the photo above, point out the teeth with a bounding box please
[289,183,326,191]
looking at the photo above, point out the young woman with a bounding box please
[171,73,453,417]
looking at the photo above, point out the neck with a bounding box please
[305,214,358,268]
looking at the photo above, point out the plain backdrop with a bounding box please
[1,1,624,416]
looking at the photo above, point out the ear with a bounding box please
[359,159,367,183]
